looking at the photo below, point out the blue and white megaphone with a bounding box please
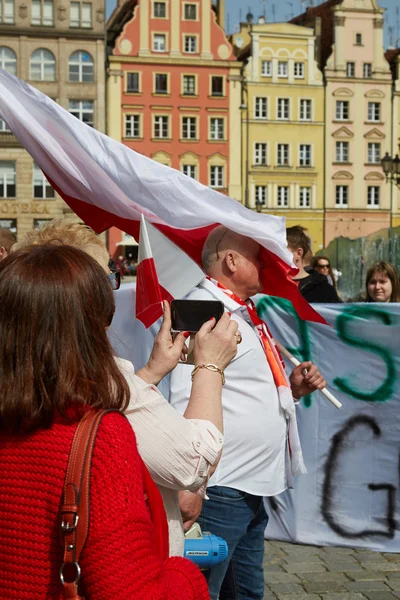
[184,523,228,570]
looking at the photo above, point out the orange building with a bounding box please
[106,0,242,254]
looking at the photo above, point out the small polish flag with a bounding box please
[136,215,205,328]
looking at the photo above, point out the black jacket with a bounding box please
[297,269,342,303]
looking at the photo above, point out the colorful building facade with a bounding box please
[106,0,242,254]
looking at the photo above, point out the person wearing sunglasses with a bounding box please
[312,256,340,291]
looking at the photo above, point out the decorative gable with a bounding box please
[332,126,354,139]
[332,171,353,180]
[365,171,384,181]
[333,88,354,97]
[365,89,385,98]
[364,128,386,140]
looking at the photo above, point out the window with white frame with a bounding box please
[155,73,168,94]
[277,98,290,120]
[154,115,169,138]
[346,62,355,77]
[335,185,348,206]
[211,76,224,96]
[299,144,312,167]
[183,75,196,95]
[69,50,93,83]
[182,164,197,179]
[368,102,381,122]
[336,141,349,163]
[294,62,304,78]
[336,100,349,121]
[30,48,56,81]
[367,186,380,207]
[299,99,312,121]
[32,0,54,25]
[254,143,267,165]
[124,115,141,138]
[277,61,288,77]
[184,35,197,53]
[0,47,16,74]
[299,186,311,207]
[277,144,289,166]
[0,161,16,198]
[184,3,197,19]
[363,63,372,78]
[182,116,197,139]
[126,72,140,93]
[254,97,267,119]
[153,34,166,52]
[368,142,381,164]
[0,0,14,23]
[70,2,92,27]
[277,186,289,207]
[0,119,10,132]
[210,118,224,140]
[210,165,224,189]
[153,1,166,18]
[69,100,94,127]
[261,60,272,77]
[255,185,267,206]
[33,162,55,199]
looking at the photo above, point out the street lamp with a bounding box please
[255,199,263,213]
[381,152,400,187]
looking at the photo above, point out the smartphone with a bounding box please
[171,299,224,333]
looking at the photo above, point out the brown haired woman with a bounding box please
[365,261,400,303]
[0,245,237,599]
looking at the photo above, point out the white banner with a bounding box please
[109,285,400,551]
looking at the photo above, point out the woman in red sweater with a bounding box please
[0,244,210,599]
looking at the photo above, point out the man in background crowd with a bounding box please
[0,228,16,261]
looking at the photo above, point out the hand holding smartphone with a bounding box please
[171,300,224,333]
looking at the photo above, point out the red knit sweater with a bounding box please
[0,412,209,599]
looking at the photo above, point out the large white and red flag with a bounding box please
[0,69,326,325]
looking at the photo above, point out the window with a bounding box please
[335,185,348,207]
[30,48,56,81]
[277,144,289,166]
[299,144,312,167]
[32,0,54,25]
[153,34,166,52]
[69,50,93,83]
[153,2,166,18]
[300,99,312,121]
[184,36,197,53]
[182,164,196,179]
[70,2,92,28]
[182,116,197,139]
[155,73,168,94]
[124,115,141,138]
[255,186,267,206]
[277,61,288,78]
[69,100,94,127]
[0,0,14,23]
[368,142,381,164]
[363,63,372,78]
[154,115,169,138]
[261,60,272,77]
[254,143,267,165]
[0,119,10,132]
[210,165,224,189]
[367,186,380,207]
[0,161,16,198]
[183,75,196,95]
[211,76,224,97]
[210,118,224,140]
[294,62,304,78]
[126,72,140,93]
[336,100,349,121]
[33,218,52,229]
[368,102,381,122]
[254,97,267,119]
[336,141,349,163]
[346,62,355,78]
[355,33,362,45]
[33,162,55,199]
[0,47,17,75]
[277,98,290,120]
[277,186,289,207]
[184,3,197,19]
[299,187,311,208]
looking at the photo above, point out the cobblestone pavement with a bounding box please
[263,540,400,600]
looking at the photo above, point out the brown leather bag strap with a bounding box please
[59,409,116,600]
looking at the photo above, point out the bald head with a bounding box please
[202,227,259,273]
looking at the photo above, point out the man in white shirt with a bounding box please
[169,226,325,600]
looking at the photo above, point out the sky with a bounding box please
[106,0,400,49]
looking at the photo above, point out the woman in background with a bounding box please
[365,261,400,303]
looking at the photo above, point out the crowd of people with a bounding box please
[0,219,398,600]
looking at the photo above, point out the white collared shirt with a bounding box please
[169,279,288,497]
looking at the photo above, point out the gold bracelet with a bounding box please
[191,363,226,386]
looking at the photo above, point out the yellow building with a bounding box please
[386,49,400,228]
[235,21,325,250]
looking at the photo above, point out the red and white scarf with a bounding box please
[205,277,307,476]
